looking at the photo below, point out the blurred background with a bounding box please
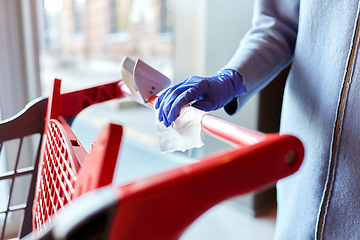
[0,0,289,239]
[40,0,174,94]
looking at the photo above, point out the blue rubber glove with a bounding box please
[155,69,247,127]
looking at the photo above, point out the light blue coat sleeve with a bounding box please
[223,0,300,114]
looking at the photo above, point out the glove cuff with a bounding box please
[224,97,239,115]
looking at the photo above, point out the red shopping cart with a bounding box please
[0,78,304,240]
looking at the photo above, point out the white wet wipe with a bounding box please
[155,105,206,155]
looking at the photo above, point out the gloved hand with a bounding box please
[155,69,247,127]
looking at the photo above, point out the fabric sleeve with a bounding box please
[223,0,300,114]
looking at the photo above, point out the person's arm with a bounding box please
[224,0,300,114]
[156,0,300,126]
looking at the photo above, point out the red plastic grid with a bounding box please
[33,119,78,229]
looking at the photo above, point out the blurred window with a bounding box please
[160,0,172,34]
[110,0,131,33]
[73,0,86,34]
[39,0,174,94]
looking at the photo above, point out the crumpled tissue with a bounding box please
[155,105,206,155]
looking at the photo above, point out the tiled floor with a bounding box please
[181,204,276,240]
[71,101,277,240]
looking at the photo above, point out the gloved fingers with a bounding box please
[156,88,177,123]
[156,84,185,124]
[160,104,172,127]
[158,93,190,127]
[166,87,202,124]
[155,87,171,109]
[158,98,174,126]
[165,97,189,125]
[157,90,186,126]
[155,80,186,109]
[155,94,170,125]
[156,76,206,126]
[157,85,197,124]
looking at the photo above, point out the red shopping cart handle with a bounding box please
[120,82,266,148]
[108,133,303,240]
[26,130,303,240]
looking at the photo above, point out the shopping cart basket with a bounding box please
[0,78,304,240]
[0,78,124,239]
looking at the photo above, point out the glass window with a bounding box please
[39,0,174,94]
[110,0,131,33]
[73,0,86,34]
[160,0,173,34]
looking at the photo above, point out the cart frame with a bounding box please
[0,79,304,239]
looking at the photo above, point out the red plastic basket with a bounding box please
[32,79,124,232]
[33,118,79,228]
